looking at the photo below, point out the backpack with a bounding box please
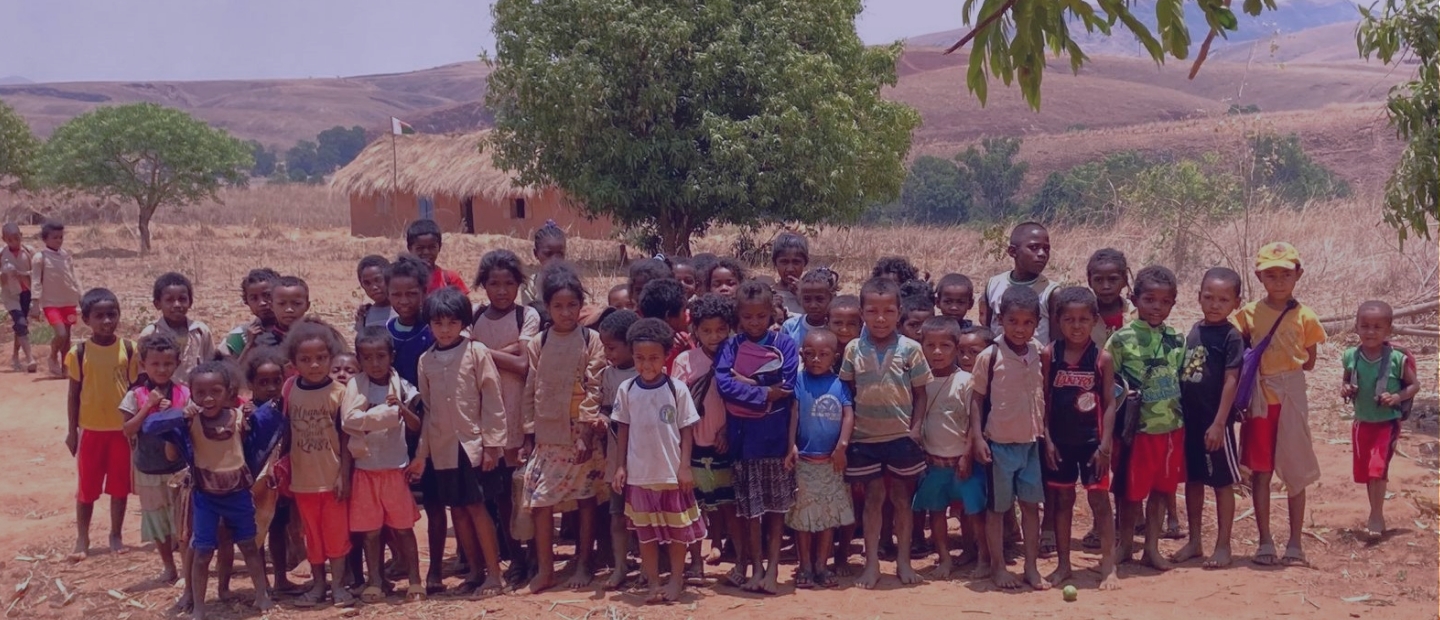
[476,304,527,334]
[74,339,137,385]
[1233,300,1297,420]
[131,382,190,475]
[1350,343,1415,420]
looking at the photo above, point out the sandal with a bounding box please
[723,566,747,588]
[360,585,385,604]
[816,569,839,589]
[1081,529,1102,550]
[405,584,427,603]
[1162,523,1186,540]
[333,588,358,608]
[1039,531,1058,557]
[1251,541,1278,566]
[794,570,815,590]
[292,589,325,608]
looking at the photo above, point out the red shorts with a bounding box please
[44,306,78,328]
[1353,420,1400,484]
[1124,429,1185,503]
[1241,403,1281,473]
[348,469,419,533]
[76,429,132,503]
[293,491,351,564]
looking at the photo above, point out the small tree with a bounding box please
[1122,155,1241,275]
[1249,133,1350,205]
[285,140,323,183]
[37,103,251,253]
[957,137,1028,221]
[0,101,39,191]
[247,140,278,177]
[900,156,971,224]
[316,125,367,171]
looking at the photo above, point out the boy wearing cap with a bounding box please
[1232,242,1325,567]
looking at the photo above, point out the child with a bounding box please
[782,268,838,346]
[1087,248,1132,347]
[520,220,567,306]
[1342,300,1419,539]
[139,272,216,378]
[406,219,469,294]
[612,318,706,604]
[282,321,364,607]
[1,223,36,372]
[772,231,810,316]
[672,257,699,300]
[142,361,281,620]
[242,346,303,596]
[330,353,359,385]
[690,254,719,296]
[638,277,691,370]
[1173,268,1246,568]
[627,258,673,312]
[968,285,1048,590]
[827,295,863,362]
[65,287,138,560]
[840,277,931,589]
[354,255,395,331]
[702,258,746,299]
[786,328,855,589]
[344,326,425,602]
[935,273,976,328]
[716,281,798,593]
[1040,287,1118,589]
[900,295,935,342]
[956,326,991,374]
[33,220,82,376]
[271,276,311,337]
[1234,242,1326,566]
[672,294,737,576]
[979,222,1059,344]
[471,249,543,583]
[871,256,922,285]
[222,268,281,359]
[595,309,640,589]
[607,284,633,311]
[120,334,188,584]
[1106,266,1187,573]
[520,262,608,593]
[912,316,987,580]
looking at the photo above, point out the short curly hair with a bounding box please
[1133,265,1179,298]
[689,293,736,328]
[626,317,675,350]
[598,309,641,342]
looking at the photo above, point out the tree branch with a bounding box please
[944,0,1018,55]
[1188,28,1219,80]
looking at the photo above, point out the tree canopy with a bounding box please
[486,0,920,254]
[37,103,251,253]
[0,101,39,192]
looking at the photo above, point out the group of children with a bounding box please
[30,215,1419,615]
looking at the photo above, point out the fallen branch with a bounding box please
[1320,300,1439,335]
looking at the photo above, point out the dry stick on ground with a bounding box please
[1319,300,1440,336]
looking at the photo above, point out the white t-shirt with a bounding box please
[921,370,973,458]
[612,376,700,487]
[985,272,1060,344]
[343,374,420,471]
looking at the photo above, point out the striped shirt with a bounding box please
[839,334,931,444]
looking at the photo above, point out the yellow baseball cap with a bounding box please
[1255,242,1300,271]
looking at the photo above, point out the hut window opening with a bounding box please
[419,195,435,220]
[512,198,527,220]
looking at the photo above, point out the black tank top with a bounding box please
[1048,340,1102,447]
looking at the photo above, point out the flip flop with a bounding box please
[816,569,839,588]
[723,567,747,588]
[1280,547,1309,567]
[1251,542,1278,566]
[794,570,815,590]
[1080,530,1102,550]
[405,584,427,603]
[360,585,385,604]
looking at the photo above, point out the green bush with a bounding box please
[1249,133,1351,205]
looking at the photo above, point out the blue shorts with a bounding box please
[987,442,1043,512]
[912,464,987,515]
[191,489,257,552]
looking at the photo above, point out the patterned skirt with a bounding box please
[786,458,855,532]
[625,484,707,545]
[733,457,797,519]
[168,469,194,545]
[522,444,606,509]
[690,445,735,510]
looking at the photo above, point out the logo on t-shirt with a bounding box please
[1053,369,1095,391]
[1181,346,1208,384]
[810,394,843,422]
[659,404,676,424]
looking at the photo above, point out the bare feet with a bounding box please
[1203,546,1233,569]
[109,533,125,555]
[156,568,178,584]
[832,556,857,577]
[991,568,1024,590]
[757,571,779,594]
[643,583,665,605]
[68,539,88,563]
[970,563,993,580]
[565,565,594,590]
[1169,541,1203,564]
[1025,567,1052,591]
[170,589,193,615]
[855,564,881,589]
[954,548,979,567]
[528,568,558,594]
[1365,516,1386,539]
[929,559,954,580]
[704,546,725,566]
[663,577,684,602]
[478,575,504,597]
[897,564,923,585]
[1114,541,1135,565]
[253,592,275,612]
[603,568,630,590]
[1044,565,1072,586]
[1142,548,1173,572]
[1097,563,1120,591]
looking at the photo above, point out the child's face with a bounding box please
[1009,229,1051,276]
[329,354,359,385]
[387,276,424,323]
[293,339,334,384]
[628,275,651,309]
[546,289,583,332]
[608,288,632,311]
[2,230,20,250]
[1000,307,1039,346]
[901,309,931,341]
[85,300,121,338]
[632,341,667,383]
[1355,307,1392,349]
[1197,278,1240,325]
[356,341,394,382]
[937,284,974,321]
[956,333,988,373]
[1055,303,1097,347]
[601,332,634,368]
[409,234,442,267]
[693,316,730,354]
[800,333,838,376]
[534,237,566,266]
[250,362,286,403]
[1256,266,1301,301]
[142,350,180,386]
[272,285,309,329]
[430,317,465,347]
[190,372,233,416]
[737,299,772,340]
[359,265,388,305]
[1134,283,1177,327]
[771,294,788,325]
[243,281,275,323]
[155,284,192,326]
[483,269,521,311]
[1088,261,1127,303]
[42,230,64,250]
[674,265,698,298]
[709,267,740,298]
[799,281,832,322]
[828,306,862,347]
[920,331,958,375]
[861,292,900,340]
[773,250,807,289]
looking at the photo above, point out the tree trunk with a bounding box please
[656,209,693,257]
[138,203,156,254]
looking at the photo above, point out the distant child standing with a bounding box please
[637,278,691,371]
[1,223,37,372]
[827,296,863,361]
[120,334,188,584]
[956,326,991,374]
[716,281,798,594]
[1234,242,1326,567]
[612,318,706,604]
[406,219,469,294]
[353,255,395,331]
[65,287,138,560]
[1086,249,1133,347]
[702,258,746,299]
[595,309,640,589]
[520,263,608,593]
[672,257,699,300]
[968,285,1049,590]
[785,329,855,589]
[34,220,82,376]
[935,273,976,328]
[520,221,567,306]
[899,295,935,342]
[782,268,838,346]
[771,232,810,317]
[1107,266,1187,573]
[222,268,281,359]
[979,222,1059,344]
[140,272,217,378]
[673,295,737,577]
[1342,301,1418,539]
[627,258,674,313]
[1172,268,1246,569]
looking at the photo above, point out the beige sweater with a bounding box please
[521,328,606,446]
[415,340,507,470]
[31,247,81,308]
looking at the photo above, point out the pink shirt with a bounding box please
[673,347,725,448]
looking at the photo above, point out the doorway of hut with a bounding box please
[461,198,475,234]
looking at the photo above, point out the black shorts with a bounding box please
[844,437,926,483]
[433,445,488,508]
[1183,422,1240,488]
[1042,442,1110,491]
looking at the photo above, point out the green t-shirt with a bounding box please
[1342,346,1410,422]
[1105,320,1186,434]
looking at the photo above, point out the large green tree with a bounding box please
[37,103,251,253]
[486,0,920,254]
[316,125,367,172]
[0,101,39,191]
[900,156,971,224]
[957,137,1028,221]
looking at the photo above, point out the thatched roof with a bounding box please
[330,130,537,200]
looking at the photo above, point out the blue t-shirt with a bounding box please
[387,318,435,387]
[782,315,826,348]
[795,372,853,458]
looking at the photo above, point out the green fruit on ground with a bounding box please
[1063,585,1078,601]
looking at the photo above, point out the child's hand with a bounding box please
[574,436,591,464]
[65,430,78,457]
[957,454,973,480]
[1089,446,1109,481]
[241,401,256,416]
[386,394,400,407]
[501,342,524,355]
[481,447,501,472]
[1204,425,1225,452]
[908,425,923,445]
[245,321,265,341]
[1043,439,1060,471]
[334,473,350,501]
[612,467,627,494]
[1340,383,1358,402]
[143,389,167,413]
[1379,392,1401,407]
[765,385,793,403]
[183,401,202,419]
[677,465,695,492]
[519,437,535,463]
[784,446,798,471]
[972,439,992,465]
[405,459,425,484]
[830,447,847,474]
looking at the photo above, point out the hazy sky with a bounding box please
[0,0,961,83]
